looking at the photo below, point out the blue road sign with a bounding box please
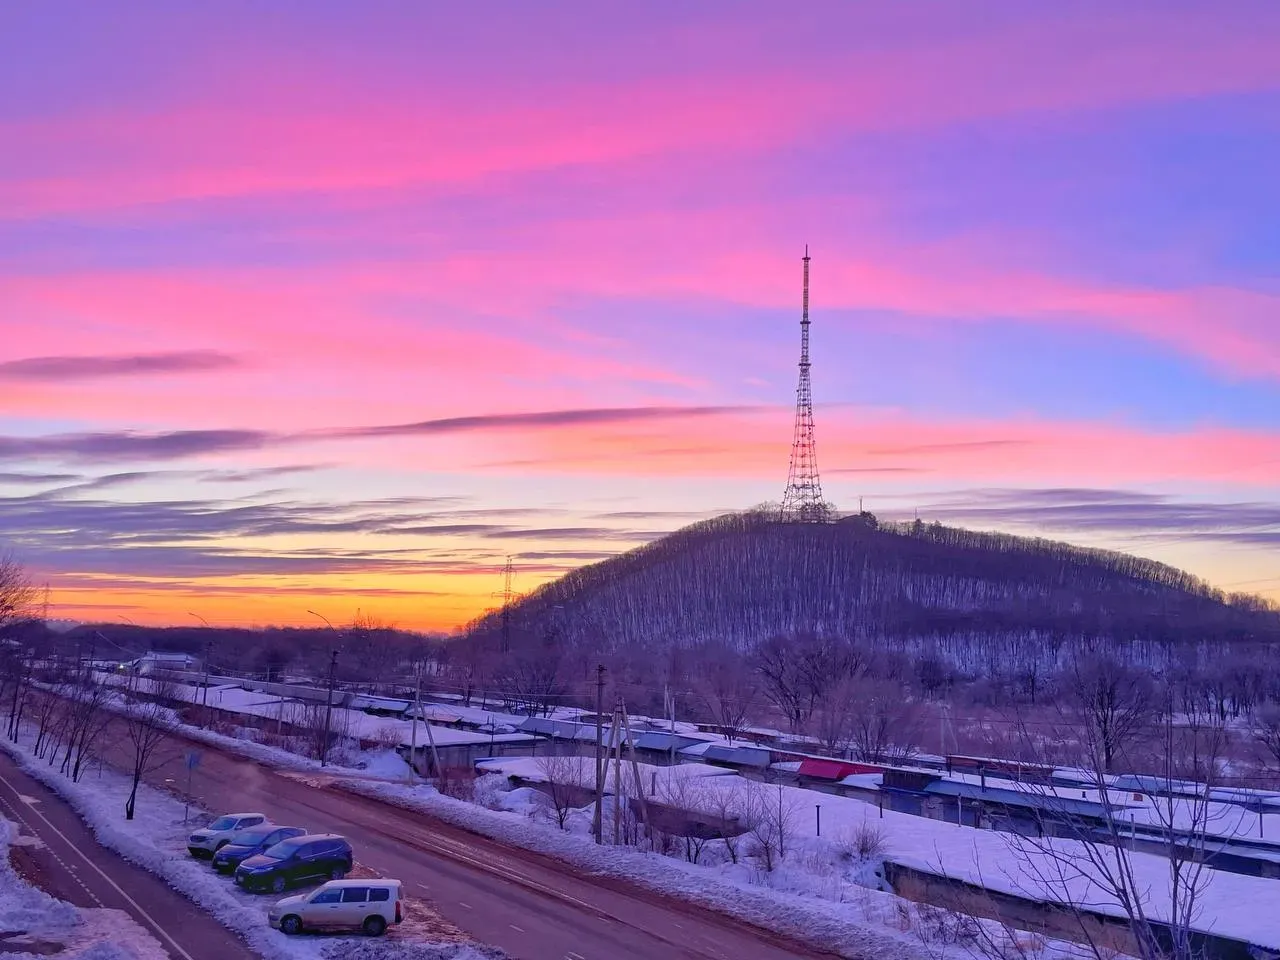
[185,750,202,771]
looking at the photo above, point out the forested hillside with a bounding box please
[468,510,1280,676]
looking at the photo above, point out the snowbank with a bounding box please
[0,816,169,959]
[0,734,500,960]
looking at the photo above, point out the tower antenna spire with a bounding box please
[781,247,826,522]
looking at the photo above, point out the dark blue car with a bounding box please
[211,826,307,874]
[234,834,354,894]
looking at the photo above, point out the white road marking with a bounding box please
[0,791,103,908]
[0,771,197,960]
[458,901,473,909]
[416,881,431,891]
[18,794,40,804]
[566,953,586,960]
[510,924,525,932]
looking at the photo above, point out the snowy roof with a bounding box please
[519,716,617,742]
[696,744,771,768]
[924,780,1130,819]
[631,731,706,753]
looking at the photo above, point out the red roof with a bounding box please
[797,758,882,780]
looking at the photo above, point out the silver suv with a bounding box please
[187,812,270,859]
[268,879,405,936]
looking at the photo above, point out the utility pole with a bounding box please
[592,664,605,844]
[612,698,624,845]
[620,702,651,845]
[410,659,421,779]
[321,649,338,767]
[666,686,676,767]
[189,613,212,727]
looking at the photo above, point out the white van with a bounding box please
[268,879,404,936]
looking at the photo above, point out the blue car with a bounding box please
[234,834,354,894]
[212,826,307,874]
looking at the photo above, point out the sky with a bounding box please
[2,2,1280,631]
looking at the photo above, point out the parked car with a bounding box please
[268,879,404,937]
[234,834,354,894]
[187,813,272,859]
[212,825,307,874]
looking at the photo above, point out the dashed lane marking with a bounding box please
[458,901,473,910]
[0,789,103,907]
[509,924,524,932]
[0,769,196,960]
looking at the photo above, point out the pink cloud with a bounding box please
[3,8,1276,218]
[444,407,1280,488]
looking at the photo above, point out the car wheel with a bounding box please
[281,915,303,936]
[214,840,229,851]
[271,876,286,894]
[329,866,346,881]
[363,916,387,937]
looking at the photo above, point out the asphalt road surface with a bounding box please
[95,720,838,960]
[0,750,254,960]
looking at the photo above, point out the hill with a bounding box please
[468,510,1280,675]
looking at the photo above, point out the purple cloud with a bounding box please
[0,351,240,381]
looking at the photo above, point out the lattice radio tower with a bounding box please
[780,246,826,521]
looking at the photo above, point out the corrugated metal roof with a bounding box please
[518,716,621,743]
[798,758,882,780]
[632,732,705,753]
[696,744,772,768]
[924,780,1130,819]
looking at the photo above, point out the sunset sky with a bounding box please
[3,3,1280,630]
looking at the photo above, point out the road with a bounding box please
[95,720,838,960]
[0,750,254,960]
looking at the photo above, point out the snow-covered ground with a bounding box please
[1,815,170,959]
[72,679,1280,955]
[0,731,502,960]
[95,675,532,751]
[473,756,1280,954]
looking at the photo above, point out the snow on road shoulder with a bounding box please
[1,815,169,959]
[0,734,502,960]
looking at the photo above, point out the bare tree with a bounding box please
[741,780,801,872]
[122,698,179,819]
[289,699,354,763]
[0,554,38,630]
[693,647,759,743]
[985,695,1229,960]
[754,633,858,733]
[495,641,566,717]
[1067,652,1156,773]
[654,772,712,864]
[1254,704,1280,769]
[59,675,113,781]
[845,679,924,765]
[1,556,41,742]
[537,752,589,830]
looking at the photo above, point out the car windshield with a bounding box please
[261,838,304,860]
[207,816,238,831]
